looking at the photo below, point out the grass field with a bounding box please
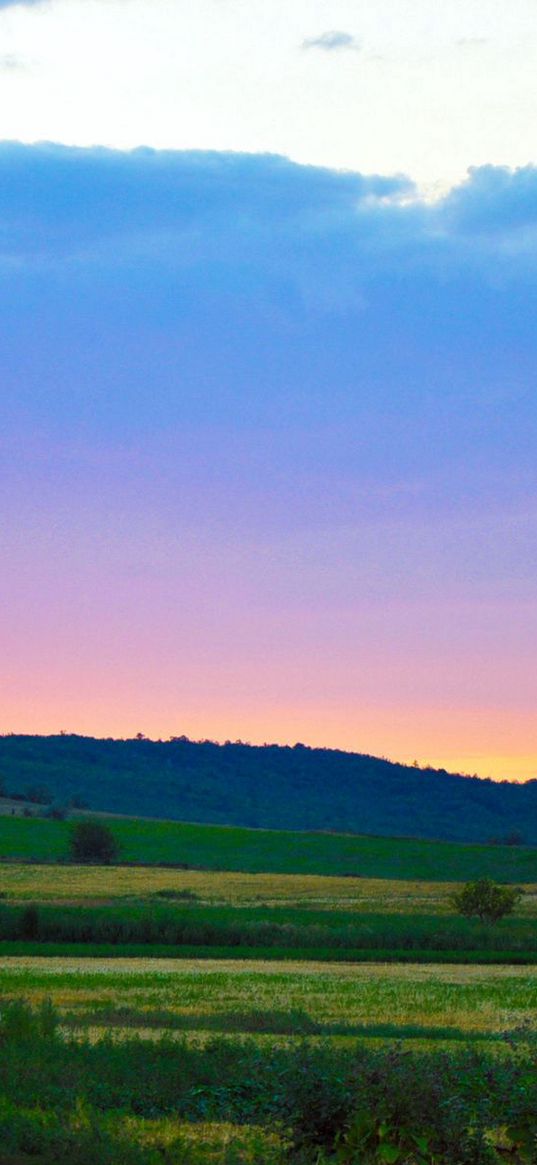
[1,960,536,1162]
[2,820,537,1160]
[1,813,537,880]
[3,861,537,912]
[2,863,536,963]
[1,957,535,1042]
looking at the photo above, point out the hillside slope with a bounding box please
[1,813,537,880]
[0,734,536,844]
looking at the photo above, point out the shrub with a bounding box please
[46,802,67,820]
[153,888,198,901]
[451,878,523,924]
[20,904,40,939]
[26,784,53,804]
[70,821,120,864]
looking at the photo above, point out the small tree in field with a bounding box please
[69,820,119,864]
[451,878,522,924]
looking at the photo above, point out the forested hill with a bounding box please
[0,734,536,844]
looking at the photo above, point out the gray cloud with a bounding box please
[302,30,360,52]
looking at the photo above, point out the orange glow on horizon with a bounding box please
[2,699,535,783]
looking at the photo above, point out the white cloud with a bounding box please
[0,0,535,190]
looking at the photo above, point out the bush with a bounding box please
[46,802,67,820]
[70,821,120,864]
[26,784,53,804]
[20,904,40,939]
[451,878,523,924]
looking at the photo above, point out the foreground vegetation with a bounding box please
[1,814,537,880]
[0,993,536,1163]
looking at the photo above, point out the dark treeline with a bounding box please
[2,902,537,958]
[0,733,536,843]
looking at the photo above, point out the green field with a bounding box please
[2,818,537,1160]
[1,861,536,963]
[1,813,537,880]
[0,960,536,1162]
[1,958,535,1041]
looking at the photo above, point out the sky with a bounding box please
[0,1,536,780]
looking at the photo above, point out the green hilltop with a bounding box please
[0,732,536,845]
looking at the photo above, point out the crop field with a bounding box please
[0,960,537,1162]
[6,861,537,913]
[1,812,537,880]
[1,957,536,1042]
[1,832,537,1160]
[2,864,536,963]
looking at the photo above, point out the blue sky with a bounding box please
[0,3,536,778]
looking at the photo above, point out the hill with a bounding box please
[0,733,536,844]
[1,812,537,880]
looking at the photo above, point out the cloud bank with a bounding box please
[2,142,536,526]
[1,143,536,298]
[1,144,536,770]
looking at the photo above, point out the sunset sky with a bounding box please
[1,0,536,779]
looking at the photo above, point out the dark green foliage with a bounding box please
[1,732,537,843]
[0,901,536,959]
[153,888,198,901]
[19,904,39,940]
[46,802,67,820]
[451,879,523,923]
[0,1000,537,1162]
[25,783,53,804]
[0,1098,159,1165]
[69,820,119,864]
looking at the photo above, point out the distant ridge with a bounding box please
[0,733,535,845]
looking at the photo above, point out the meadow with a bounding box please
[2,825,537,1159]
[2,901,537,963]
[1,957,535,1042]
[1,813,537,880]
[0,965,536,1163]
[1,863,537,963]
[2,861,537,913]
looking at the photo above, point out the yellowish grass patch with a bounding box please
[2,863,536,913]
